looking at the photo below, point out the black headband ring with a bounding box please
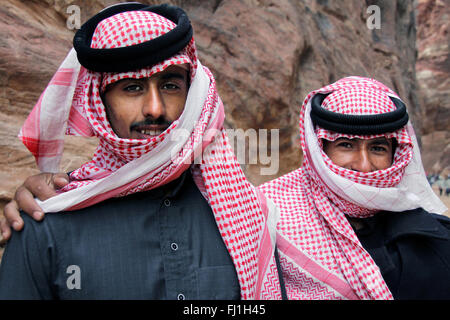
[73,3,193,73]
[310,92,409,135]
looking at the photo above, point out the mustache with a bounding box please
[130,117,172,130]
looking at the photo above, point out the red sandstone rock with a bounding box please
[416,0,450,175]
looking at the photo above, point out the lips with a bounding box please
[132,125,168,139]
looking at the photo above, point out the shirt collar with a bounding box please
[143,169,189,200]
[163,169,189,198]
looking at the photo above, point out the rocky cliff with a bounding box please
[416,0,449,175]
[0,0,447,214]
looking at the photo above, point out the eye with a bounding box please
[336,141,353,149]
[371,145,388,153]
[161,82,180,90]
[123,84,143,92]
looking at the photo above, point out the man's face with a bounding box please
[103,64,189,139]
[322,137,394,172]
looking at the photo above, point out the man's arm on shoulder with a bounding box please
[0,214,55,299]
[0,173,68,241]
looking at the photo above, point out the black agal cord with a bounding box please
[310,93,409,135]
[73,3,193,73]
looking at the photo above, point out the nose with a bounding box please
[142,85,165,120]
[351,149,374,172]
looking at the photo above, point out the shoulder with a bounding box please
[431,211,450,229]
[378,208,450,243]
[17,211,56,242]
[383,209,450,299]
[10,210,73,255]
[375,208,450,279]
[14,195,129,243]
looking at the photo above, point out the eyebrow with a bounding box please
[159,72,187,81]
[110,72,187,86]
[116,73,186,81]
[333,137,352,143]
[370,137,391,145]
[333,137,391,145]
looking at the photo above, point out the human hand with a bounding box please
[0,173,69,241]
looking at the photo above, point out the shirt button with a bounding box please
[163,199,171,207]
[171,242,178,251]
[177,293,185,300]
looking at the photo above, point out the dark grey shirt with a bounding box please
[0,171,240,300]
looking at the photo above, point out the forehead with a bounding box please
[123,64,189,80]
[155,64,189,77]
[334,137,392,144]
[103,63,190,91]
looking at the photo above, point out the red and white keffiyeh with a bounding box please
[259,76,447,300]
[19,10,282,300]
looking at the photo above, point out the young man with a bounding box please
[0,3,283,300]
[259,76,450,299]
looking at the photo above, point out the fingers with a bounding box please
[4,199,25,229]
[0,213,13,242]
[22,173,59,201]
[2,199,24,241]
[2,172,68,239]
[52,173,70,189]
[14,184,45,220]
